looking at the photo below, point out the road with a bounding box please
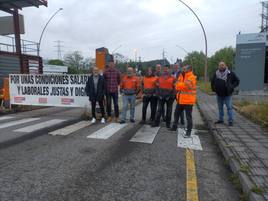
[0,104,239,201]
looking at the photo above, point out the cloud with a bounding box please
[1,0,259,61]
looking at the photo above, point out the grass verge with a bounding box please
[234,100,268,130]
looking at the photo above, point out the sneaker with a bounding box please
[107,117,113,122]
[130,119,135,123]
[228,122,233,126]
[169,126,177,131]
[114,117,119,123]
[139,120,146,125]
[151,123,159,127]
[101,118,105,124]
[119,120,126,124]
[214,120,224,124]
[91,118,96,124]
[183,130,192,138]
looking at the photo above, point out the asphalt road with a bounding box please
[0,104,239,201]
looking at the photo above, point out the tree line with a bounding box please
[46,46,236,80]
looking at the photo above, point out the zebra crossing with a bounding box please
[0,115,202,149]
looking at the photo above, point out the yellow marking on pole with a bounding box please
[186,148,199,201]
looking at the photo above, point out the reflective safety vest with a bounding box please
[121,75,139,95]
[143,76,158,95]
[157,75,175,97]
[176,71,197,105]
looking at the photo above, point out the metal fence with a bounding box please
[0,35,38,55]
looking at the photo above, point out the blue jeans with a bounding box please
[217,96,233,123]
[121,94,136,121]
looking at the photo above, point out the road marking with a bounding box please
[87,123,127,139]
[0,118,40,129]
[186,148,199,201]
[14,119,66,133]
[0,116,14,121]
[49,121,92,136]
[130,125,160,144]
[177,129,202,151]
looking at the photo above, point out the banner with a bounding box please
[9,74,90,108]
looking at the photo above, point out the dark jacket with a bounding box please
[211,70,240,97]
[85,75,106,101]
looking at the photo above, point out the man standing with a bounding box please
[170,65,197,138]
[85,67,106,124]
[140,67,158,124]
[211,61,240,126]
[103,56,121,122]
[152,65,175,128]
[120,67,140,124]
[172,63,185,125]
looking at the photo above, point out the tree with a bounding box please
[183,51,206,80]
[64,51,84,70]
[48,59,64,66]
[208,47,235,79]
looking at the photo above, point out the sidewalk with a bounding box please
[197,91,268,201]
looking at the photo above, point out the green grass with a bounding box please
[251,186,265,194]
[234,101,268,130]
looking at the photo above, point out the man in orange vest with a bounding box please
[152,65,176,128]
[140,67,158,124]
[170,65,197,138]
[119,67,140,124]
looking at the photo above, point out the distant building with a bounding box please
[235,33,268,92]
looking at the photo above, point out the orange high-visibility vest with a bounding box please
[158,76,175,90]
[176,71,197,105]
[143,76,158,89]
[121,75,139,94]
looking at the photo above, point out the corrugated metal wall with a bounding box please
[0,55,20,88]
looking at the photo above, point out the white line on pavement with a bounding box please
[49,121,92,136]
[14,119,66,133]
[0,118,40,129]
[130,125,160,144]
[87,123,127,139]
[177,129,203,151]
[0,116,14,121]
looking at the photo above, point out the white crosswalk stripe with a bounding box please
[0,116,14,121]
[14,119,66,133]
[177,128,203,151]
[130,125,160,144]
[49,121,92,136]
[0,118,40,129]
[87,123,127,139]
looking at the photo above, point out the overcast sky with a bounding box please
[1,0,261,62]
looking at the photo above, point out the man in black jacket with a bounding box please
[211,61,240,126]
[85,67,106,124]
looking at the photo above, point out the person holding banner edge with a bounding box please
[85,67,106,124]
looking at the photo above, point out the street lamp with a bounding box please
[177,0,208,82]
[37,8,63,56]
[112,45,122,54]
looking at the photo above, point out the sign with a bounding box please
[236,33,266,45]
[235,32,266,91]
[43,65,68,74]
[28,60,39,74]
[0,15,25,35]
[9,74,90,108]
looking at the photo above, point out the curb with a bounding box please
[197,102,266,201]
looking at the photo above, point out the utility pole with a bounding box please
[54,40,64,60]
[162,49,167,66]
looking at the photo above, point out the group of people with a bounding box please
[85,56,240,138]
[85,57,197,138]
